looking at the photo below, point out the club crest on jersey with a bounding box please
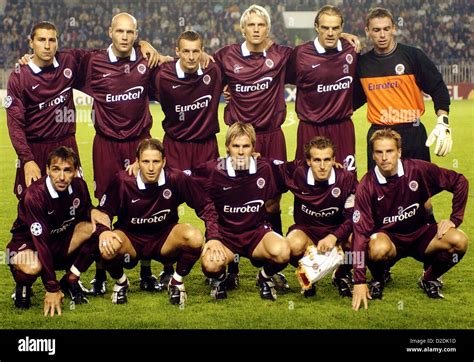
[331,187,341,198]
[257,178,265,189]
[30,222,42,236]
[233,64,243,73]
[395,64,405,75]
[203,74,211,85]
[345,54,353,64]
[353,210,360,223]
[265,59,274,68]
[73,198,80,208]
[137,64,146,74]
[409,180,419,191]
[17,184,22,195]
[99,194,106,207]
[63,68,72,79]
[4,95,12,108]
[163,189,172,199]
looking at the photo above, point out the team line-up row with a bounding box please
[4,5,463,315]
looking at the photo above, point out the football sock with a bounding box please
[94,262,107,281]
[424,250,465,281]
[140,260,152,278]
[227,260,239,274]
[163,263,174,275]
[73,236,99,274]
[267,211,283,235]
[107,264,125,280]
[367,260,388,283]
[176,249,200,277]
[170,272,183,286]
[117,274,128,286]
[11,267,37,285]
[334,263,352,278]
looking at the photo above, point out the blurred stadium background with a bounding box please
[0,0,471,88]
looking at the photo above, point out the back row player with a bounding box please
[7,15,170,294]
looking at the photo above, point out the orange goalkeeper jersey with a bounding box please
[353,43,450,125]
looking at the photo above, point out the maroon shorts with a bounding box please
[119,223,177,261]
[287,224,340,244]
[295,119,356,174]
[93,133,150,199]
[163,134,219,170]
[220,223,273,259]
[14,135,81,199]
[375,223,438,263]
[7,229,75,270]
[255,128,287,161]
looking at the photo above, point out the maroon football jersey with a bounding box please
[286,38,357,123]
[79,46,155,140]
[352,159,468,283]
[98,168,220,240]
[152,60,222,141]
[192,157,279,233]
[6,49,89,162]
[10,176,93,292]
[214,42,293,132]
[274,160,357,241]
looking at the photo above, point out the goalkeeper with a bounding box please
[272,137,358,298]
[353,7,452,171]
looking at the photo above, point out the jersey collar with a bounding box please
[28,57,59,74]
[225,156,257,177]
[241,41,267,58]
[313,37,342,54]
[107,45,137,63]
[46,176,73,198]
[307,167,336,185]
[136,170,166,190]
[175,59,203,79]
[375,159,404,184]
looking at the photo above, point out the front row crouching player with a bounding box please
[96,138,221,306]
[7,147,109,316]
[193,122,290,301]
[352,129,468,311]
[274,137,358,298]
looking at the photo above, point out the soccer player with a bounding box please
[7,146,109,316]
[150,30,224,287]
[212,5,292,285]
[286,5,359,173]
[96,138,221,306]
[152,30,222,170]
[275,137,357,297]
[5,21,88,199]
[351,129,468,311]
[194,122,290,301]
[78,13,170,294]
[354,7,452,170]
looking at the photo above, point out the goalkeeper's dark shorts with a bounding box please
[367,121,431,170]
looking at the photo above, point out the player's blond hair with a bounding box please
[369,129,402,151]
[240,5,271,33]
[225,122,256,149]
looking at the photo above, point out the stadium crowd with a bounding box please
[0,0,471,69]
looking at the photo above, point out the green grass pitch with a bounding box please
[0,100,473,329]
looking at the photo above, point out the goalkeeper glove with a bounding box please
[425,115,452,157]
